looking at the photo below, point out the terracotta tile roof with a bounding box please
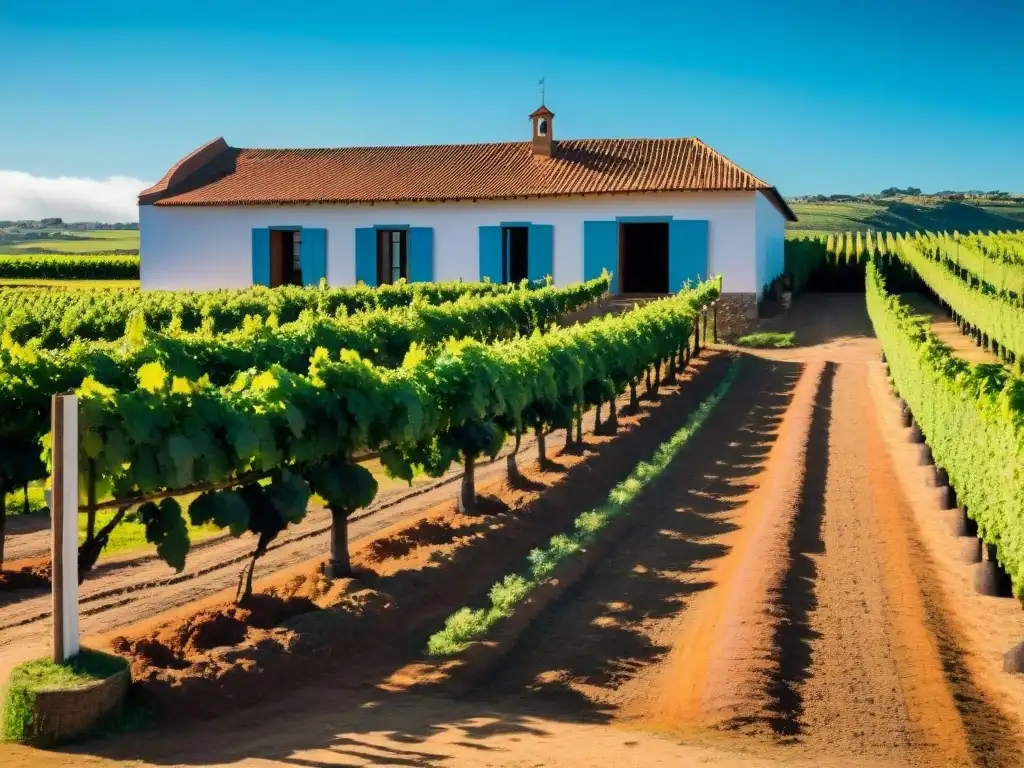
[140,136,796,221]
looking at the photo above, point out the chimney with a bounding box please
[529,105,554,158]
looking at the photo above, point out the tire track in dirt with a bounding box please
[765,362,980,766]
[472,356,802,717]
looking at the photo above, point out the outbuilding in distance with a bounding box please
[139,103,795,320]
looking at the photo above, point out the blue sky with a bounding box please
[1,0,1022,219]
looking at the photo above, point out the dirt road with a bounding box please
[4,294,1023,768]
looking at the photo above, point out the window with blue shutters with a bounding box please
[355,227,378,286]
[583,220,619,293]
[527,224,553,283]
[668,220,709,292]
[478,226,503,283]
[302,228,327,286]
[251,228,271,286]
[408,227,434,282]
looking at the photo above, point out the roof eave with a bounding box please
[152,186,776,207]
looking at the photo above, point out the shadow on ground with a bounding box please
[761,361,835,737]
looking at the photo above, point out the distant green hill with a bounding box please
[787,198,1024,235]
[0,229,139,255]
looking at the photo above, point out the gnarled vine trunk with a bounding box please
[328,505,354,577]
[536,426,548,469]
[237,530,275,605]
[506,431,523,485]
[606,397,618,434]
[78,506,129,580]
[457,453,477,514]
[628,381,639,413]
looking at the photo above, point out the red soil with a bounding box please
[0,556,51,592]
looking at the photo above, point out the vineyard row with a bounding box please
[58,279,720,594]
[0,277,610,515]
[0,276,542,348]
[867,259,1024,595]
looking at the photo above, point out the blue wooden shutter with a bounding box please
[668,219,709,292]
[583,220,619,293]
[478,226,503,283]
[251,228,271,286]
[355,227,377,286]
[408,227,434,282]
[527,224,554,283]
[303,228,327,286]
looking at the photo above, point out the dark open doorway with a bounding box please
[503,226,529,284]
[619,222,669,294]
[270,229,302,287]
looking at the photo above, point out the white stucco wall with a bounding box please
[753,190,786,298]
[140,191,759,294]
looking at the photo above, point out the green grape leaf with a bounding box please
[133,451,163,493]
[188,490,249,537]
[378,446,414,484]
[167,434,198,487]
[81,428,104,461]
[137,361,168,393]
[304,459,378,510]
[266,469,310,524]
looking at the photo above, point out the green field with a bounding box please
[0,229,139,254]
[787,198,1024,233]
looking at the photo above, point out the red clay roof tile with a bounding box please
[140,137,796,221]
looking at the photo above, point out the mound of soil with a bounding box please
[0,557,51,592]
[112,593,322,670]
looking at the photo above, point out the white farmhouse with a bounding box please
[139,105,795,319]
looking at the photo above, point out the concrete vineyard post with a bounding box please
[51,394,80,663]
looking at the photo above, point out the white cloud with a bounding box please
[0,171,153,223]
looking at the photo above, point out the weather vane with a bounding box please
[539,77,545,104]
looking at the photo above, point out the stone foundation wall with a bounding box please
[714,293,758,341]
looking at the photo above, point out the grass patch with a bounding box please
[425,359,742,657]
[3,484,47,516]
[735,331,796,349]
[1,649,128,744]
